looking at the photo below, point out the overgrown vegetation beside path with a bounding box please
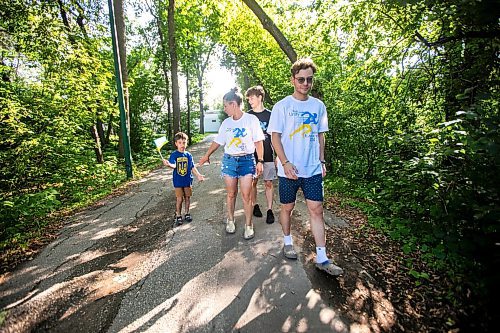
[1,1,497,331]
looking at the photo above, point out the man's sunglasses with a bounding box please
[295,76,314,84]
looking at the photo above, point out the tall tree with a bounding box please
[56,0,108,164]
[145,0,173,140]
[168,0,181,134]
[176,0,220,134]
[113,0,131,157]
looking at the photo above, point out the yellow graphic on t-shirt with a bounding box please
[228,128,246,148]
[289,112,318,139]
[176,157,188,176]
[289,124,312,138]
[229,137,242,147]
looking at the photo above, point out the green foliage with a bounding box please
[1,1,498,320]
[0,1,168,254]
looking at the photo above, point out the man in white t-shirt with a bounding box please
[268,58,343,276]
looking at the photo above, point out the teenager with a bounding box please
[246,85,276,224]
[268,58,343,276]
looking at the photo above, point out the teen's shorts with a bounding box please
[278,173,323,204]
[260,162,277,181]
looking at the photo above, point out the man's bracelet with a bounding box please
[282,160,290,166]
[257,159,264,164]
[320,160,326,164]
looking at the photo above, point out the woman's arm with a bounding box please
[198,141,220,165]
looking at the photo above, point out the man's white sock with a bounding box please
[284,235,293,246]
[316,246,328,264]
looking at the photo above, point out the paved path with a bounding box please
[0,135,350,333]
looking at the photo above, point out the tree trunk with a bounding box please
[148,0,173,140]
[113,0,130,157]
[90,124,104,164]
[194,42,215,135]
[168,0,181,134]
[241,0,297,63]
[186,68,192,144]
[96,118,106,148]
[56,0,76,44]
[197,72,204,134]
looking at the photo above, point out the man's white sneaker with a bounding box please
[316,260,343,276]
[226,219,236,234]
[243,225,254,240]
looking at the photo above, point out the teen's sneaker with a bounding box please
[243,225,254,240]
[253,204,263,217]
[316,260,344,276]
[184,213,192,222]
[175,216,183,226]
[266,209,275,224]
[282,244,298,259]
[225,219,236,234]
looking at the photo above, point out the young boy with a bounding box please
[163,132,204,226]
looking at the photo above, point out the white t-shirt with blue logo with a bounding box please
[268,95,328,178]
[215,112,265,155]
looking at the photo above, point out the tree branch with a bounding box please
[241,0,297,63]
[415,30,500,47]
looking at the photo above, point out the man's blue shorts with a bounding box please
[221,153,256,178]
[278,173,324,204]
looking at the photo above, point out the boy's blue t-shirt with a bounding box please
[168,150,194,188]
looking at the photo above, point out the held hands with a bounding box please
[196,174,205,182]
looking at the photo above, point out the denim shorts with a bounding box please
[278,173,324,204]
[221,153,256,178]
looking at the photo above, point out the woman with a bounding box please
[199,87,264,240]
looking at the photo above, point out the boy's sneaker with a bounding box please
[266,209,275,224]
[225,219,236,234]
[184,213,192,222]
[253,204,263,217]
[175,216,183,226]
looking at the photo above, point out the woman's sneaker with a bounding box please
[226,219,236,234]
[184,213,192,222]
[243,225,254,240]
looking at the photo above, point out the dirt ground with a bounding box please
[298,196,494,333]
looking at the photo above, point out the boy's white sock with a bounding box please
[284,235,293,246]
[316,246,329,264]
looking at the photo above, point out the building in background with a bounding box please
[203,110,222,133]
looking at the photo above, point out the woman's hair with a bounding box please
[245,85,265,99]
[223,87,243,106]
[291,58,317,77]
